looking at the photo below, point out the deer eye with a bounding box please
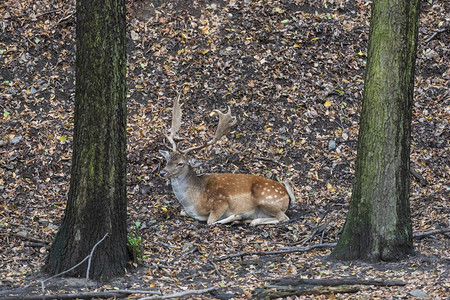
[177,162,185,167]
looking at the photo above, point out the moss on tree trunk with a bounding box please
[43,0,127,281]
[330,0,420,261]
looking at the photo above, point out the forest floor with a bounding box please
[1,0,449,299]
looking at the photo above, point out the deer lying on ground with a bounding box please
[159,96,294,225]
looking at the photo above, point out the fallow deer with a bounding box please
[159,96,294,225]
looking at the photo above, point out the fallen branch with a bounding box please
[12,232,48,244]
[413,227,450,239]
[252,278,407,299]
[0,289,160,300]
[253,285,359,299]
[35,9,60,18]
[269,277,407,287]
[24,242,50,249]
[139,287,219,300]
[211,242,336,262]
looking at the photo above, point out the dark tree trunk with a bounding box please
[330,0,420,261]
[43,0,127,281]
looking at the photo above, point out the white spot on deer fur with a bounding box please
[261,192,265,195]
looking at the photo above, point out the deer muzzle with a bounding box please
[160,169,168,177]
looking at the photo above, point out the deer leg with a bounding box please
[249,218,280,226]
[216,214,244,224]
[276,211,289,222]
[207,203,229,225]
[249,211,289,226]
[217,210,256,224]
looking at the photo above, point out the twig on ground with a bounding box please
[424,26,447,43]
[2,9,60,22]
[299,212,330,245]
[182,246,198,257]
[12,232,48,244]
[139,287,219,300]
[268,277,408,287]
[0,289,160,300]
[208,259,224,278]
[57,12,75,24]
[333,115,345,130]
[36,9,60,18]
[157,264,177,270]
[157,241,181,249]
[320,229,325,244]
[24,242,50,249]
[0,284,35,297]
[410,166,428,186]
[211,242,336,262]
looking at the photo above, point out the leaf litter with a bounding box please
[0,0,448,298]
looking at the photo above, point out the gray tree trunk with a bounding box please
[43,0,127,280]
[330,0,420,261]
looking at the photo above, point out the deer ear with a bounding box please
[189,158,203,168]
[159,150,170,159]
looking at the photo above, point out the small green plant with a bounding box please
[127,221,144,263]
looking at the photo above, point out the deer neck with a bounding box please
[170,166,203,216]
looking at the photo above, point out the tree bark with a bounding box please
[43,0,127,281]
[330,0,420,261]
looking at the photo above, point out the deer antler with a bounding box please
[210,106,237,145]
[164,93,236,154]
[180,106,237,154]
[165,94,182,151]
